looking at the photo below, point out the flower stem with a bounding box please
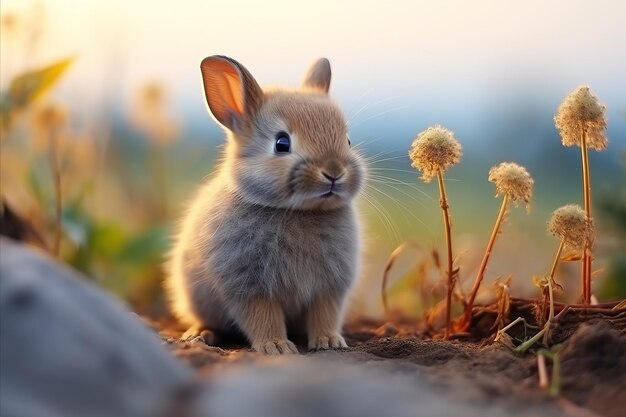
[48,128,62,257]
[436,169,454,339]
[544,239,565,327]
[542,241,564,346]
[542,274,555,346]
[580,126,592,304]
[463,194,509,326]
[549,239,565,284]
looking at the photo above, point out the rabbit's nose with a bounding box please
[322,172,344,182]
[322,160,345,182]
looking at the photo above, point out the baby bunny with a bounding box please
[166,55,365,354]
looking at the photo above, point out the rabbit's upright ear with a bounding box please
[302,58,331,93]
[200,56,263,131]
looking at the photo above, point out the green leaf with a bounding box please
[0,92,11,130]
[27,165,46,206]
[90,222,127,257]
[9,56,74,109]
[116,224,170,266]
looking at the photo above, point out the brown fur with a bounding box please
[166,56,365,354]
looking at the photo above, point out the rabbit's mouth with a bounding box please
[320,182,344,199]
[291,181,354,209]
[292,188,349,211]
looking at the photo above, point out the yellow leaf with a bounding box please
[561,251,582,261]
[551,278,564,294]
[613,300,626,311]
[533,275,548,288]
[9,56,74,109]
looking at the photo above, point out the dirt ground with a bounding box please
[152,304,626,417]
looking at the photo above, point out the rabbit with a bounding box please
[165,55,365,355]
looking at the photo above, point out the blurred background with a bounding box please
[1,0,624,318]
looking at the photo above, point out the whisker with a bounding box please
[348,94,404,123]
[359,190,403,244]
[367,175,434,205]
[350,105,409,129]
[365,153,400,164]
[367,154,410,164]
[364,148,409,163]
[348,87,375,110]
[349,101,375,122]
[365,183,435,238]
[352,136,384,150]
[366,186,415,238]
[369,167,420,176]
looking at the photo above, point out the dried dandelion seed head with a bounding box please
[34,103,67,131]
[1,12,19,38]
[131,82,179,146]
[554,86,608,150]
[548,204,594,249]
[488,162,534,205]
[409,125,462,182]
[32,103,68,149]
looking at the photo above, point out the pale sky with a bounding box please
[1,0,625,140]
[2,0,624,300]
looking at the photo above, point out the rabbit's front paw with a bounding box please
[308,333,348,351]
[182,326,216,345]
[252,339,298,355]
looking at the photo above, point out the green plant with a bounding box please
[537,345,563,396]
[1,57,73,130]
[496,205,592,351]
[0,52,176,310]
[1,57,74,257]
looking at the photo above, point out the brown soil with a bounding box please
[152,303,626,417]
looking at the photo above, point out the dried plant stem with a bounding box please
[495,316,538,344]
[580,126,592,305]
[436,169,454,339]
[381,241,422,315]
[549,240,565,287]
[543,239,565,324]
[515,326,547,353]
[48,129,62,257]
[510,297,618,311]
[515,280,561,353]
[537,353,549,390]
[542,273,556,345]
[463,194,509,326]
[157,145,169,217]
[538,348,562,396]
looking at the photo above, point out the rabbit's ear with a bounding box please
[302,58,331,93]
[200,56,263,131]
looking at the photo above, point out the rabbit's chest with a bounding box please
[211,204,357,304]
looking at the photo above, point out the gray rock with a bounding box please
[195,357,504,417]
[0,238,194,417]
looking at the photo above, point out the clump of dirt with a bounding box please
[560,322,626,417]
[355,337,469,364]
[153,309,626,417]
[348,333,549,410]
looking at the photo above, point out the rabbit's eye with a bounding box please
[275,132,291,153]
[347,135,352,147]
